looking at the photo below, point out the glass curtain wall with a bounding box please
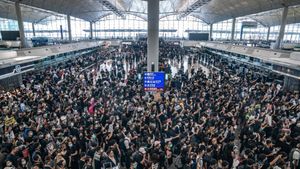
[283,24,300,43]
[160,15,209,39]
[212,17,300,42]
[70,16,90,40]
[212,19,233,40]
[94,14,147,39]
[234,17,269,41]
[94,14,209,39]
[23,16,68,40]
[1,14,300,42]
[212,18,269,41]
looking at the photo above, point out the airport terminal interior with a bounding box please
[1,0,300,169]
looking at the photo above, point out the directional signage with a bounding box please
[242,21,258,28]
[144,72,165,92]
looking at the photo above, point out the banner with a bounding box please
[5,116,16,126]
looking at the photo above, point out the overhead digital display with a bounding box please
[144,72,165,92]
[1,31,20,41]
[188,33,209,41]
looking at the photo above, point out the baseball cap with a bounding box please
[139,147,146,154]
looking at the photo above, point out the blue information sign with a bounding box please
[144,72,165,91]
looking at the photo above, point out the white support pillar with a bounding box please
[231,18,236,42]
[67,15,72,42]
[209,24,213,41]
[32,23,36,37]
[147,0,159,72]
[94,22,97,39]
[274,6,289,49]
[15,1,26,48]
[266,26,270,41]
[90,22,93,39]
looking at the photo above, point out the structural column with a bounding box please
[231,18,236,42]
[60,25,64,40]
[90,22,93,39]
[209,24,213,41]
[32,23,36,37]
[147,0,159,72]
[266,26,270,41]
[15,1,26,48]
[274,6,288,49]
[240,25,244,41]
[67,15,72,41]
[96,22,99,39]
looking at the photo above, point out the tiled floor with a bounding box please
[168,55,210,78]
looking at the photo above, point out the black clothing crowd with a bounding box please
[0,41,299,169]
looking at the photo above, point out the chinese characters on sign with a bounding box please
[144,72,165,92]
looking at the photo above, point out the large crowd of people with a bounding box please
[0,41,299,169]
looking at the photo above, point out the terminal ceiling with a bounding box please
[0,0,55,23]
[1,0,300,26]
[249,5,300,27]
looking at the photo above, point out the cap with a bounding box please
[139,147,146,154]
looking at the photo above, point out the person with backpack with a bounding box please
[290,143,300,169]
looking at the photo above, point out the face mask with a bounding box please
[68,143,73,147]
